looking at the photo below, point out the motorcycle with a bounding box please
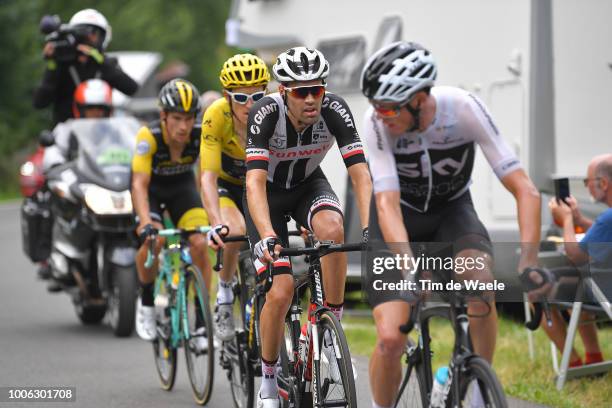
[43,117,140,337]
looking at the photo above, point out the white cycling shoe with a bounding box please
[192,326,209,354]
[215,303,236,341]
[136,301,157,341]
[322,331,357,383]
[256,392,280,408]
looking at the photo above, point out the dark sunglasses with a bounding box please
[285,85,326,99]
[226,90,266,105]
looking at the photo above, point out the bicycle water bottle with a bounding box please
[429,366,450,408]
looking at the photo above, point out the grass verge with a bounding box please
[342,313,612,408]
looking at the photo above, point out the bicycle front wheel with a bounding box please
[454,356,507,408]
[394,338,429,408]
[313,310,357,408]
[183,264,215,405]
[152,279,177,391]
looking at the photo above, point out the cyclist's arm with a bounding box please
[131,127,156,233]
[245,97,279,239]
[501,169,541,269]
[323,93,371,229]
[200,105,224,226]
[363,108,412,255]
[464,92,541,269]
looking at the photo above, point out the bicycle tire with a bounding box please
[312,310,357,408]
[454,356,507,408]
[278,320,303,408]
[394,338,429,408]
[152,278,177,391]
[184,264,215,405]
[227,333,255,408]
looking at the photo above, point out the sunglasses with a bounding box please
[226,90,266,105]
[373,104,403,118]
[285,85,326,99]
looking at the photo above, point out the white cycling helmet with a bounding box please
[360,41,437,103]
[69,8,112,50]
[272,47,329,83]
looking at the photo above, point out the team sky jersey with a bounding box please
[363,86,521,212]
[246,92,366,189]
[200,97,247,185]
[131,119,201,184]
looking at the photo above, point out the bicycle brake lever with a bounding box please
[214,248,224,272]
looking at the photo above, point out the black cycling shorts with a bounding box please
[218,178,245,214]
[146,176,208,229]
[244,167,343,281]
[366,191,493,307]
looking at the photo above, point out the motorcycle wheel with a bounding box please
[76,303,107,325]
[107,265,138,337]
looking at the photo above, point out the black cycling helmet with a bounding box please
[158,78,201,114]
[360,41,437,104]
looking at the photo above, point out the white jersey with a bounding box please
[363,86,521,212]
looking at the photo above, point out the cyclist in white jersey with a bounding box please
[245,47,372,408]
[360,41,542,408]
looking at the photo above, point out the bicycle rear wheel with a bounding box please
[313,310,357,408]
[455,356,507,408]
[226,332,255,408]
[394,338,429,408]
[184,264,215,405]
[152,280,177,391]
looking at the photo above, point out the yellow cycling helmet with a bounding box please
[219,53,270,89]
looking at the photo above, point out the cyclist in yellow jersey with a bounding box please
[132,79,212,346]
[200,54,270,341]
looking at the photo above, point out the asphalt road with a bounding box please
[0,202,547,408]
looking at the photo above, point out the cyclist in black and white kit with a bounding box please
[245,47,372,408]
[361,42,541,408]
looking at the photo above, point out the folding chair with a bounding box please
[552,267,612,390]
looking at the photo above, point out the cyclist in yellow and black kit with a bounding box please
[132,79,212,346]
[200,54,270,341]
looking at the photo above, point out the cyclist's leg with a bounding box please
[370,301,410,408]
[294,171,345,317]
[135,190,165,305]
[216,183,247,303]
[170,184,213,290]
[435,192,497,363]
[244,184,292,400]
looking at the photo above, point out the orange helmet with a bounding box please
[73,79,113,118]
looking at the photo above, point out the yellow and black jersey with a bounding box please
[132,119,201,184]
[200,98,246,185]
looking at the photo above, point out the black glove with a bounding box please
[362,227,369,243]
[138,223,158,246]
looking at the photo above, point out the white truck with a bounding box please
[225,0,612,280]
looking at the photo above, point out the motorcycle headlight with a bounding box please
[20,161,36,177]
[81,184,133,215]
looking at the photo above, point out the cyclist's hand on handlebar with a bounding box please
[207,224,229,250]
[520,266,554,303]
[254,236,281,264]
[138,223,158,245]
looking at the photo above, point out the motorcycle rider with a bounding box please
[33,8,137,125]
[41,78,114,291]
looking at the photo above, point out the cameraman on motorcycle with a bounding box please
[33,8,138,125]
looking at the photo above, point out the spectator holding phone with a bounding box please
[544,153,612,367]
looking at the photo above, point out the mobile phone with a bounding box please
[554,177,570,203]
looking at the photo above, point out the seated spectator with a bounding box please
[544,154,612,367]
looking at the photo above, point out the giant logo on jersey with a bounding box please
[253,103,278,125]
[328,100,355,129]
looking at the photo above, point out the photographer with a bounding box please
[33,8,138,125]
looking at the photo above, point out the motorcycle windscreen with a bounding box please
[68,117,140,191]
